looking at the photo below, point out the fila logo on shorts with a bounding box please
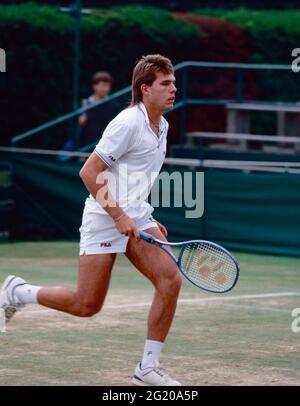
[100,242,112,247]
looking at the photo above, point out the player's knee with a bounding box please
[171,273,182,292]
[158,271,182,295]
[75,300,102,317]
[77,305,101,318]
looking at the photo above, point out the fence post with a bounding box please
[179,66,188,145]
[236,69,244,102]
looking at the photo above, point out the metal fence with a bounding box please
[10,61,296,151]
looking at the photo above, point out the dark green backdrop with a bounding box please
[3,153,300,256]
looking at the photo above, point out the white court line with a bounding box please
[221,303,291,313]
[25,291,300,315]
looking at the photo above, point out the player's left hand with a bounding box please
[154,220,168,237]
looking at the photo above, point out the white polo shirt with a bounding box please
[83,102,168,220]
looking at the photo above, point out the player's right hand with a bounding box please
[114,214,140,240]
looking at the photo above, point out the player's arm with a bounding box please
[79,152,139,239]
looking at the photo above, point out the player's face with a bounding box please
[146,72,177,111]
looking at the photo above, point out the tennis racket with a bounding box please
[139,231,239,293]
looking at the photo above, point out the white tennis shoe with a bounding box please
[132,361,182,386]
[0,275,26,329]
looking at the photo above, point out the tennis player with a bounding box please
[0,54,182,386]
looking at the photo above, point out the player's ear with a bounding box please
[141,83,150,97]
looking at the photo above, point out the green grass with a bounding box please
[0,242,300,386]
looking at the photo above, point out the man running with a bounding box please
[0,54,182,386]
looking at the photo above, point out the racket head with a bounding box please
[178,240,239,293]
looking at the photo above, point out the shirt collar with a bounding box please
[138,102,150,125]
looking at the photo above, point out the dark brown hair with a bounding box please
[130,54,174,106]
[92,71,112,85]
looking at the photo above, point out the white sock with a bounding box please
[141,339,163,369]
[13,284,41,304]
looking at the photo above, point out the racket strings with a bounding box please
[180,242,238,292]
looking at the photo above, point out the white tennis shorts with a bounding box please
[79,208,158,255]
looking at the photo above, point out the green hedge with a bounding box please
[0,2,201,144]
[193,8,300,63]
[191,8,300,129]
[3,4,299,146]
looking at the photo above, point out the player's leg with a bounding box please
[126,227,181,341]
[0,253,116,324]
[125,226,182,386]
[37,253,116,316]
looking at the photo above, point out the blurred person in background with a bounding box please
[79,71,113,127]
[78,71,120,148]
[60,72,120,157]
